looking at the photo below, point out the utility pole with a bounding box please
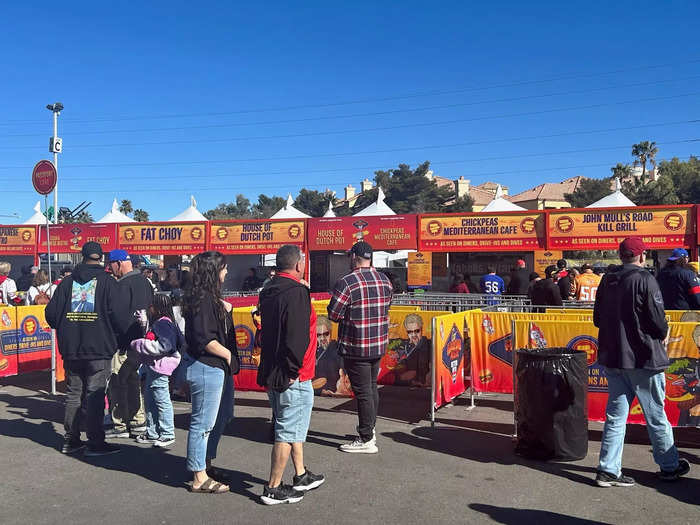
[46,102,63,224]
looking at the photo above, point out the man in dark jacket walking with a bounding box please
[105,249,153,439]
[528,265,562,311]
[258,245,325,505]
[656,248,700,310]
[507,259,530,295]
[46,242,121,456]
[593,237,690,486]
[328,241,393,454]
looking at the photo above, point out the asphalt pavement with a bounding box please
[0,372,697,525]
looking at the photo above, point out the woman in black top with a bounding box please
[184,251,239,493]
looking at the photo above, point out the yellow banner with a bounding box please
[533,250,562,277]
[118,223,207,254]
[210,220,305,254]
[407,251,432,288]
[548,206,693,249]
[0,226,35,255]
[419,213,545,251]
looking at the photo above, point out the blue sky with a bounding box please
[1,1,699,221]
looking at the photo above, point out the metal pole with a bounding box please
[511,319,518,439]
[52,111,58,224]
[430,316,436,428]
[45,195,56,394]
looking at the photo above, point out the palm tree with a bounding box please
[631,141,658,180]
[610,163,633,181]
[133,209,149,222]
[119,199,133,216]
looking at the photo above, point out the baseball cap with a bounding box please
[108,249,131,262]
[619,237,647,257]
[667,248,689,261]
[350,241,373,259]
[556,258,567,269]
[516,259,526,267]
[81,241,103,261]
[581,263,592,271]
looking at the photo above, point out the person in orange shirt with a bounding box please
[576,263,602,302]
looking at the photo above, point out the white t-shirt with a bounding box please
[0,277,18,305]
[27,283,56,304]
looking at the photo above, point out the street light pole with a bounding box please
[46,102,63,224]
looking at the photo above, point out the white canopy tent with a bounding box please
[270,194,311,219]
[586,178,636,208]
[23,201,47,225]
[479,185,526,212]
[354,187,396,216]
[97,199,135,223]
[322,201,336,217]
[169,195,208,222]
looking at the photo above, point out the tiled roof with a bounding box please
[510,176,586,203]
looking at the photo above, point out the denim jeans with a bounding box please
[186,359,234,472]
[268,379,314,443]
[344,358,380,442]
[598,368,679,476]
[64,358,110,445]
[143,368,175,440]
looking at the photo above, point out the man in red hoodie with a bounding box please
[257,244,325,505]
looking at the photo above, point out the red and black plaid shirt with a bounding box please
[327,267,393,359]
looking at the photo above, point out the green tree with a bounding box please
[564,177,612,208]
[119,199,133,216]
[610,163,633,180]
[622,176,679,205]
[657,156,700,203]
[251,194,286,218]
[294,189,334,217]
[75,211,94,223]
[631,141,658,179]
[445,194,474,213]
[205,194,252,219]
[370,162,454,213]
[133,209,149,222]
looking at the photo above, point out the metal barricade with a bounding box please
[391,292,531,312]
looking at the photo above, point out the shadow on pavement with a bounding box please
[469,503,613,524]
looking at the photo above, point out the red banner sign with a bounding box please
[419,212,546,252]
[118,222,207,254]
[210,220,305,254]
[0,225,36,255]
[307,215,417,251]
[547,205,694,250]
[37,223,117,253]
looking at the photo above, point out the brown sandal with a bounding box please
[189,477,229,494]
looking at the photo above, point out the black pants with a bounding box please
[64,358,110,445]
[344,358,380,442]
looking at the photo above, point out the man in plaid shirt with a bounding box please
[328,241,392,453]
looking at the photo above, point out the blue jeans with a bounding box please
[268,379,314,443]
[186,359,234,472]
[598,368,679,476]
[143,368,175,440]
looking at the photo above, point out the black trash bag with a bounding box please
[514,347,588,461]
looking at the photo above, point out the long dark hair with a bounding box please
[150,292,175,322]
[184,251,226,321]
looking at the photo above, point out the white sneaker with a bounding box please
[339,437,378,454]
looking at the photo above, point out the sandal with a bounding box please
[206,466,231,483]
[188,478,229,494]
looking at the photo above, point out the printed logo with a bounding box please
[555,216,574,234]
[663,213,684,231]
[216,227,228,240]
[288,224,301,239]
[123,228,135,241]
[21,316,39,337]
[235,326,253,351]
[426,220,442,236]
[520,217,536,234]
[567,335,598,366]
[21,230,33,242]
[190,227,203,241]
[441,323,464,384]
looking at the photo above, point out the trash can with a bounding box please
[514,347,588,461]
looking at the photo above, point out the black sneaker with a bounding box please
[658,458,691,481]
[61,438,86,455]
[595,471,635,487]
[260,484,304,505]
[84,442,121,457]
[292,468,325,491]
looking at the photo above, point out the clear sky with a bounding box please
[1,1,699,221]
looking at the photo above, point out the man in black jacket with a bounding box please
[46,242,121,456]
[258,245,324,505]
[528,265,562,312]
[593,237,690,486]
[656,248,700,311]
[507,259,530,295]
[105,249,153,439]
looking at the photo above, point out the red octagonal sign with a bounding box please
[32,160,57,195]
